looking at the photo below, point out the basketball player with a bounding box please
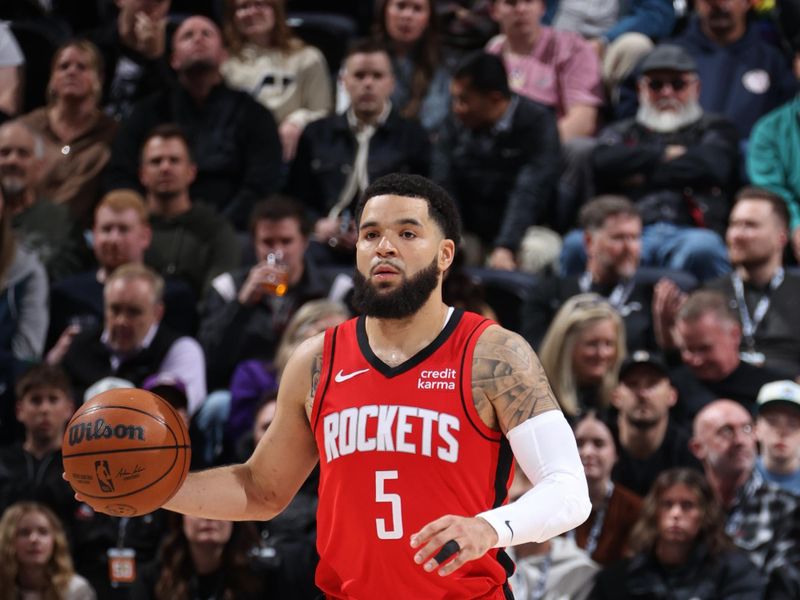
[79,174,591,598]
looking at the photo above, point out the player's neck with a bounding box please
[365,297,450,367]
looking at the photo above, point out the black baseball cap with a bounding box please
[619,350,670,380]
[639,44,697,74]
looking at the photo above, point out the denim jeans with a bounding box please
[560,222,731,282]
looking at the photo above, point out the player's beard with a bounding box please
[352,257,440,319]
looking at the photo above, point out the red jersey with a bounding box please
[311,309,514,600]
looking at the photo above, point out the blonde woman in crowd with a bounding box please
[0,502,95,600]
[539,293,625,419]
[221,0,332,161]
[20,40,117,227]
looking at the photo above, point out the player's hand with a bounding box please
[410,515,498,576]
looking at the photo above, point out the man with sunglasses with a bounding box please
[562,44,738,283]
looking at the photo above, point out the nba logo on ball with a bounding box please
[95,460,115,492]
[62,388,191,516]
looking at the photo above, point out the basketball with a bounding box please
[62,388,191,517]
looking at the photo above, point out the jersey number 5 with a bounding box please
[375,470,403,539]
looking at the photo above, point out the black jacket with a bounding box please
[520,271,657,353]
[0,443,78,540]
[61,323,181,401]
[593,113,739,234]
[199,259,340,389]
[431,95,561,251]
[104,83,282,229]
[285,108,430,221]
[591,544,765,599]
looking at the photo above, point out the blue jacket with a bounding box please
[672,17,797,139]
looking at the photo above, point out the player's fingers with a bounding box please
[436,547,471,577]
[416,537,459,571]
[410,516,452,548]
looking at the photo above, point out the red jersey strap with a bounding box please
[459,318,503,442]
[310,325,339,434]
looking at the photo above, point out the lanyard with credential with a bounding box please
[584,480,614,557]
[578,272,635,311]
[731,267,784,348]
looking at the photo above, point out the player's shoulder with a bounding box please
[474,323,536,364]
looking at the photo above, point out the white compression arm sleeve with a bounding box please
[477,410,591,547]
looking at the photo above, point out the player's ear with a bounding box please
[439,239,455,271]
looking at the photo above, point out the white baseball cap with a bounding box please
[756,380,800,413]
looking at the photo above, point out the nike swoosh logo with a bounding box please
[505,520,514,543]
[334,368,370,383]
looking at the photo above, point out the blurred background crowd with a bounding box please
[1,0,800,598]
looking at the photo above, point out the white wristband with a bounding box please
[477,410,591,547]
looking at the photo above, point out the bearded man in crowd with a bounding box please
[568,44,740,282]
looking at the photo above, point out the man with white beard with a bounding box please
[562,44,738,283]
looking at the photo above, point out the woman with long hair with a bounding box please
[131,514,263,600]
[221,0,332,161]
[372,0,451,133]
[571,412,642,566]
[19,39,117,227]
[590,468,765,599]
[0,501,95,600]
[539,293,625,419]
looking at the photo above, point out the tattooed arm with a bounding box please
[158,335,322,521]
[471,324,560,433]
[411,325,589,575]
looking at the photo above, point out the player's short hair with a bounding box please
[733,186,790,231]
[579,195,641,232]
[248,194,311,237]
[106,263,165,304]
[15,364,73,402]
[95,189,148,225]
[453,51,511,98]
[355,173,462,244]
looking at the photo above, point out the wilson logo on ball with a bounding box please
[67,419,145,445]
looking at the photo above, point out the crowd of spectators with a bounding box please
[2,0,800,598]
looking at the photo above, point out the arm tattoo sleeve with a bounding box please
[473,326,561,434]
